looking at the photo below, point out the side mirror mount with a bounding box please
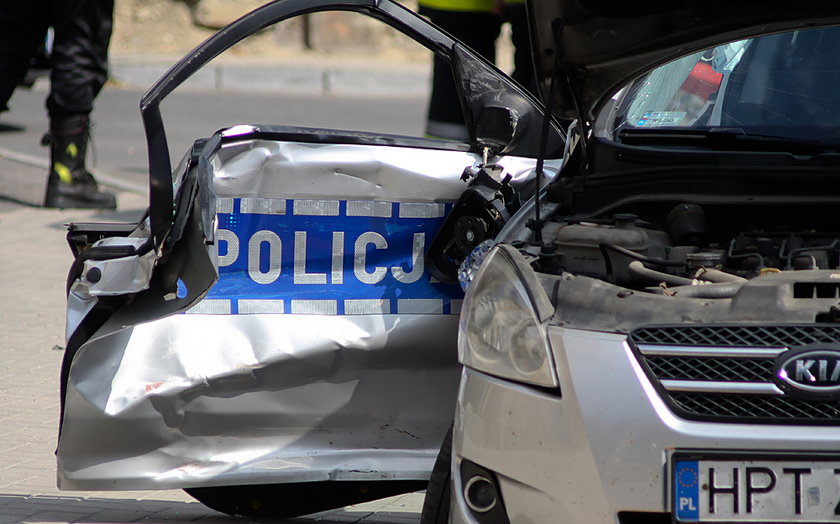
[475,106,518,155]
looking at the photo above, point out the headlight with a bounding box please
[458,244,558,388]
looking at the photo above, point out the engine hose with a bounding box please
[665,281,744,299]
[694,267,747,283]
[628,261,695,286]
[601,242,684,267]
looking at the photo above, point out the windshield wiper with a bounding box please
[617,127,838,156]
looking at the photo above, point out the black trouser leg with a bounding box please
[505,3,537,96]
[0,0,85,113]
[420,7,502,138]
[0,4,51,112]
[47,0,114,119]
[43,0,117,209]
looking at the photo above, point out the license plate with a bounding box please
[673,455,840,522]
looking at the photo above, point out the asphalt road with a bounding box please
[0,84,428,189]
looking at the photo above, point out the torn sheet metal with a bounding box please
[208,138,545,201]
[76,238,156,297]
[58,138,551,490]
[58,313,460,490]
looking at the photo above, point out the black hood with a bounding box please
[528,1,840,121]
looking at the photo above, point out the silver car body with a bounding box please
[446,3,840,522]
[453,321,840,522]
[58,140,552,490]
[56,0,564,498]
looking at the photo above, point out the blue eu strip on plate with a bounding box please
[675,460,700,521]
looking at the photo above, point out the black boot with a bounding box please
[43,115,117,210]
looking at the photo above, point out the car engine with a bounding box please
[528,202,840,299]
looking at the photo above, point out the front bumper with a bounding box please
[452,327,840,524]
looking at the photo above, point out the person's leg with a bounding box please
[0,5,51,113]
[44,0,116,209]
[420,7,502,139]
[46,0,113,118]
[505,3,537,96]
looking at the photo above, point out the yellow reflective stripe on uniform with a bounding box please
[417,0,495,12]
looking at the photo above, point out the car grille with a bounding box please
[632,325,840,348]
[629,325,840,424]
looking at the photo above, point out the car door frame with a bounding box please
[139,0,563,252]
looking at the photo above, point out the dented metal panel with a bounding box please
[57,139,547,489]
[58,314,461,490]
[208,139,541,200]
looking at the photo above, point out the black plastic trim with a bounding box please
[629,324,840,426]
[221,125,472,151]
[65,221,145,258]
[459,460,511,524]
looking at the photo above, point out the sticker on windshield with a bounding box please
[190,197,463,315]
[636,111,686,127]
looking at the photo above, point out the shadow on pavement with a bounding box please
[0,194,39,212]
[0,493,419,523]
[0,493,241,523]
[0,122,25,133]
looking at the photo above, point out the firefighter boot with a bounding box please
[43,115,117,209]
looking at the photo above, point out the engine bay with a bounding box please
[425,159,840,304]
[526,202,840,299]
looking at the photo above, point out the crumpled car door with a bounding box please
[56,0,564,519]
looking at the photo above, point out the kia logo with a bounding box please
[775,347,840,397]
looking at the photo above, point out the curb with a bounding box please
[109,59,431,96]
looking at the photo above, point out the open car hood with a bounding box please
[528,1,840,121]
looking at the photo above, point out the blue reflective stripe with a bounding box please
[675,460,700,521]
[202,198,463,315]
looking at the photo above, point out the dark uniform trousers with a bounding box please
[418,2,537,139]
[419,5,503,138]
[0,0,114,118]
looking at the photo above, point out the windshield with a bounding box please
[609,26,840,144]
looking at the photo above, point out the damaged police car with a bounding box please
[56,0,562,519]
[57,0,840,522]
